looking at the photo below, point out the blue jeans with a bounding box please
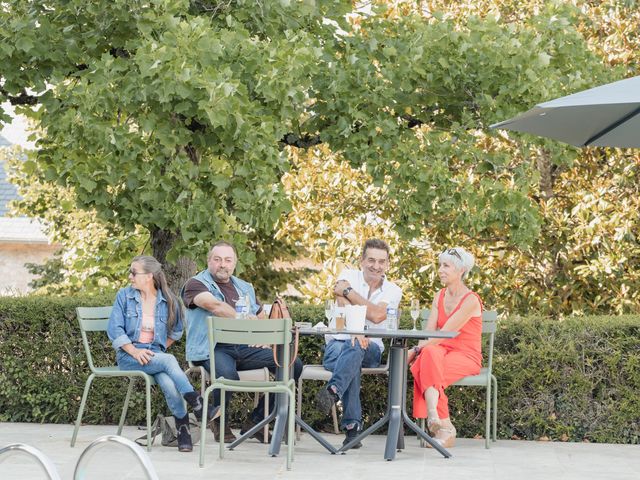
[323,339,382,430]
[117,343,194,418]
[194,344,303,424]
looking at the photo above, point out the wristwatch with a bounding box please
[342,287,353,298]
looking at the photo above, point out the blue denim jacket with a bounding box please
[107,286,184,352]
[184,269,259,361]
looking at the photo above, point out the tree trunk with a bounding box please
[150,228,197,294]
[536,148,555,200]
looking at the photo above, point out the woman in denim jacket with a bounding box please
[108,255,219,452]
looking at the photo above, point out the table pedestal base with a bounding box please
[337,340,453,460]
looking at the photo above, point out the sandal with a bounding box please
[434,425,456,448]
[426,417,442,435]
[423,425,456,449]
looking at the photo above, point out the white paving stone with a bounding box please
[1,422,638,480]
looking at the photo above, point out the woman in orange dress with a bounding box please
[407,247,482,448]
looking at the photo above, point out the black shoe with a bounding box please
[342,427,362,450]
[183,392,220,422]
[315,386,338,416]
[209,418,237,443]
[240,419,271,443]
[174,414,193,452]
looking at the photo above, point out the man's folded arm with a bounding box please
[182,278,236,318]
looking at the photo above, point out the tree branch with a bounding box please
[1,88,39,106]
[109,47,131,59]
[184,143,199,164]
[280,132,323,148]
[401,114,424,129]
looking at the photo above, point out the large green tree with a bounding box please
[1,0,627,297]
[277,1,640,316]
[2,0,352,289]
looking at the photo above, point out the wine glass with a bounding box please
[410,299,420,330]
[324,299,335,324]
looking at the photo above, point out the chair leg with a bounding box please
[199,368,206,397]
[199,385,214,468]
[219,389,226,460]
[331,404,340,434]
[117,378,135,435]
[71,373,95,447]
[145,376,152,451]
[185,367,206,398]
[263,393,270,444]
[492,376,498,442]
[485,382,491,449]
[418,418,426,448]
[251,389,263,441]
[287,388,295,470]
[296,378,303,440]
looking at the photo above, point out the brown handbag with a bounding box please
[268,297,291,320]
[268,297,298,368]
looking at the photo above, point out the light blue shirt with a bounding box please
[183,269,259,361]
[107,286,184,352]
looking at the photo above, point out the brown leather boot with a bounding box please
[209,418,237,443]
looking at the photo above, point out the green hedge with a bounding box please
[1,296,639,443]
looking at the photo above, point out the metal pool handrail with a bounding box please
[73,435,159,480]
[0,443,62,480]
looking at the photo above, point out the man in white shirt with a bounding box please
[316,239,402,449]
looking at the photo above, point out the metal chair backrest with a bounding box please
[420,308,498,373]
[76,306,113,373]
[479,311,497,374]
[207,316,292,383]
[420,308,496,330]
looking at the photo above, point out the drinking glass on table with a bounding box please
[324,299,335,324]
[410,299,420,330]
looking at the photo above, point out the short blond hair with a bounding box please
[438,247,475,279]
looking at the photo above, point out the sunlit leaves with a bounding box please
[2,0,639,315]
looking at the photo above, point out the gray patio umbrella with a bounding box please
[490,75,640,148]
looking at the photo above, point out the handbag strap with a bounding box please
[272,325,299,369]
[134,414,162,446]
[268,297,297,368]
[269,297,290,319]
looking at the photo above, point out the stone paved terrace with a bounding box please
[1,422,638,480]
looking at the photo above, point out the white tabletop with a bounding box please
[297,327,457,340]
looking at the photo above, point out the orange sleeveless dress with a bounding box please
[410,289,483,419]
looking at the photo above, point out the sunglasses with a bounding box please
[445,248,462,261]
[129,269,148,276]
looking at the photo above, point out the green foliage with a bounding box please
[1,0,345,284]
[2,1,639,314]
[0,2,611,275]
[24,257,65,290]
[275,3,638,316]
[489,315,640,442]
[6,150,147,294]
[2,297,639,443]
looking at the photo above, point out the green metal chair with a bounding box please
[70,306,156,451]
[418,309,498,448]
[199,317,296,470]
